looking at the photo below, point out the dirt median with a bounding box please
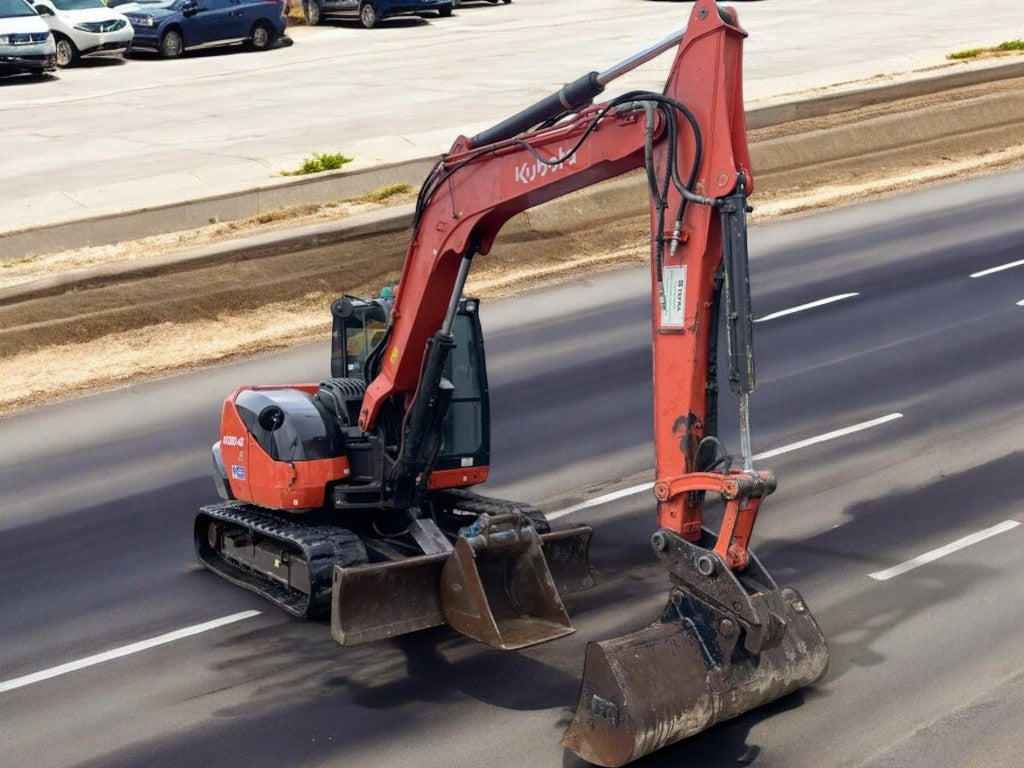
[1,75,1023,417]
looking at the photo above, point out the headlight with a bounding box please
[130,15,156,27]
[4,32,47,45]
[74,19,127,32]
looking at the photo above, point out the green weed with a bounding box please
[281,152,354,177]
[948,40,1024,60]
[356,183,413,203]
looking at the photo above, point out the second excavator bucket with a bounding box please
[331,512,592,649]
[562,529,829,767]
[441,512,575,650]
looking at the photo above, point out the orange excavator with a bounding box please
[195,2,829,764]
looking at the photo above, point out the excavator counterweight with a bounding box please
[195,2,828,764]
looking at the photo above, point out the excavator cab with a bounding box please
[329,292,491,477]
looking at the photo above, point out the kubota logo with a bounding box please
[514,146,578,185]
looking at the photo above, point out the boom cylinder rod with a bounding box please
[738,392,754,472]
[470,25,687,148]
[441,252,474,337]
[597,27,687,86]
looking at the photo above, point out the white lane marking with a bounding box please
[970,258,1024,278]
[547,413,903,521]
[754,293,859,323]
[752,413,903,461]
[0,610,260,695]
[869,520,1021,582]
[1017,300,1024,307]
[547,482,655,520]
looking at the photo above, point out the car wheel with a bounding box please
[54,35,78,67]
[359,1,378,28]
[248,21,275,50]
[303,0,321,25]
[160,28,184,58]
[437,3,452,17]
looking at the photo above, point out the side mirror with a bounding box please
[181,0,198,15]
[35,5,54,14]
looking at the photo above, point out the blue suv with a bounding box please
[123,0,287,58]
[303,0,452,29]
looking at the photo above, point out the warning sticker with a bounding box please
[661,265,687,327]
[231,465,246,481]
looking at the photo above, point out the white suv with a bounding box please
[0,0,55,77]
[32,0,132,67]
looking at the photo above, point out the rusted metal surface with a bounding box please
[441,513,575,650]
[534,525,594,595]
[331,513,593,648]
[332,552,449,645]
[562,529,829,766]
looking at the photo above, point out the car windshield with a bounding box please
[51,0,106,8]
[0,0,36,18]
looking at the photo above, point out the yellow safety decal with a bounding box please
[389,346,399,365]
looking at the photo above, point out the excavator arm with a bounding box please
[360,5,753,521]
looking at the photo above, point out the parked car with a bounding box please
[0,0,55,77]
[32,0,132,66]
[122,0,286,58]
[303,0,452,29]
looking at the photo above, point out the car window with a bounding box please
[51,0,106,8]
[0,0,37,17]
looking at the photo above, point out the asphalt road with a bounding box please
[2,168,1023,767]
[2,0,1023,233]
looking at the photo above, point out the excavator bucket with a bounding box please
[331,513,592,649]
[440,513,575,650]
[562,529,829,767]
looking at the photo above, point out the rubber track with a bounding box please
[196,491,551,619]
[196,501,367,619]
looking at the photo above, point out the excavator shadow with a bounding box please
[327,628,589,711]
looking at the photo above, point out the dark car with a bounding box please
[123,0,286,58]
[303,0,452,29]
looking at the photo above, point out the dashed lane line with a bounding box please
[869,520,1021,581]
[547,412,903,521]
[754,293,859,323]
[0,610,261,695]
[970,258,1024,278]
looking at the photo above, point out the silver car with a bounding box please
[0,0,55,78]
